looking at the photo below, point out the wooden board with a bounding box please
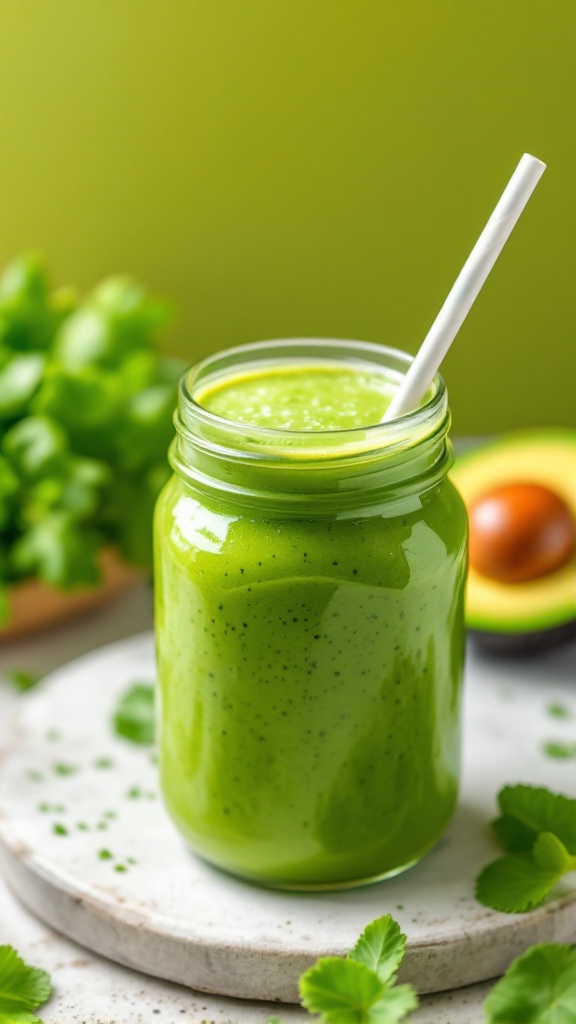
[0,549,141,642]
[0,633,575,1003]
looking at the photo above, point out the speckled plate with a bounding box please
[0,633,575,1003]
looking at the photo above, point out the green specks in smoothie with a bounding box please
[46,729,61,742]
[26,769,43,782]
[76,822,90,831]
[547,702,572,719]
[52,823,68,836]
[98,848,113,860]
[38,802,66,813]
[114,863,128,873]
[156,450,465,883]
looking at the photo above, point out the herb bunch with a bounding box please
[0,252,182,621]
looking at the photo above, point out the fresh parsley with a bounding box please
[0,944,52,1023]
[112,682,155,745]
[299,915,417,1024]
[0,252,183,624]
[476,785,576,913]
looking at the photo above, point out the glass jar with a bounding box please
[154,339,468,889]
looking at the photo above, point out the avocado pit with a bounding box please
[469,482,576,584]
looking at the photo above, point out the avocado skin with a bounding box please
[469,619,576,656]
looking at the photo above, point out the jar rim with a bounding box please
[179,338,447,454]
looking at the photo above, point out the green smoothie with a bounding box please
[154,343,468,888]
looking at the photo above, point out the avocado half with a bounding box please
[451,430,576,653]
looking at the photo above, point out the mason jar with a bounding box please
[154,339,468,889]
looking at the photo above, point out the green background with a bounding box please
[0,1,574,434]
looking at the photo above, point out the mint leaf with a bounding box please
[496,785,576,854]
[476,850,566,913]
[484,943,576,1023]
[348,915,406,983]
[112,683,155,745]
[0,945,51,1020]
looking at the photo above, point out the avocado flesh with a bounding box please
[451,430,576,647]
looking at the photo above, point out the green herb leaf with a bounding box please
[299,957,417,1024]
[5,668,42,692]
[547,703,572,720]
[484,943,576,1023]
[542,741,576,761]
[0,945,51,1021]
[0,252,54,353]
[0,1013,44,1023]
[300,957,385,1022]
[370,986,418,1024]
[0,354,46,418]
[0,254,176,599]
[2,416,68,480]
[0,586,8,626]
[475,842,572,914]
[533,832,576,875]
[11,513,101,588]
[55,276,170,369]
[495,785,576,854]
[492,814,538,854]
[0,455,22,529]
[348,915,406,983]
[113,683,155,745]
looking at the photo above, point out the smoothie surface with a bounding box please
[195,362,396,431]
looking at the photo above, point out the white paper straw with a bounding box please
[382,153,546,423]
